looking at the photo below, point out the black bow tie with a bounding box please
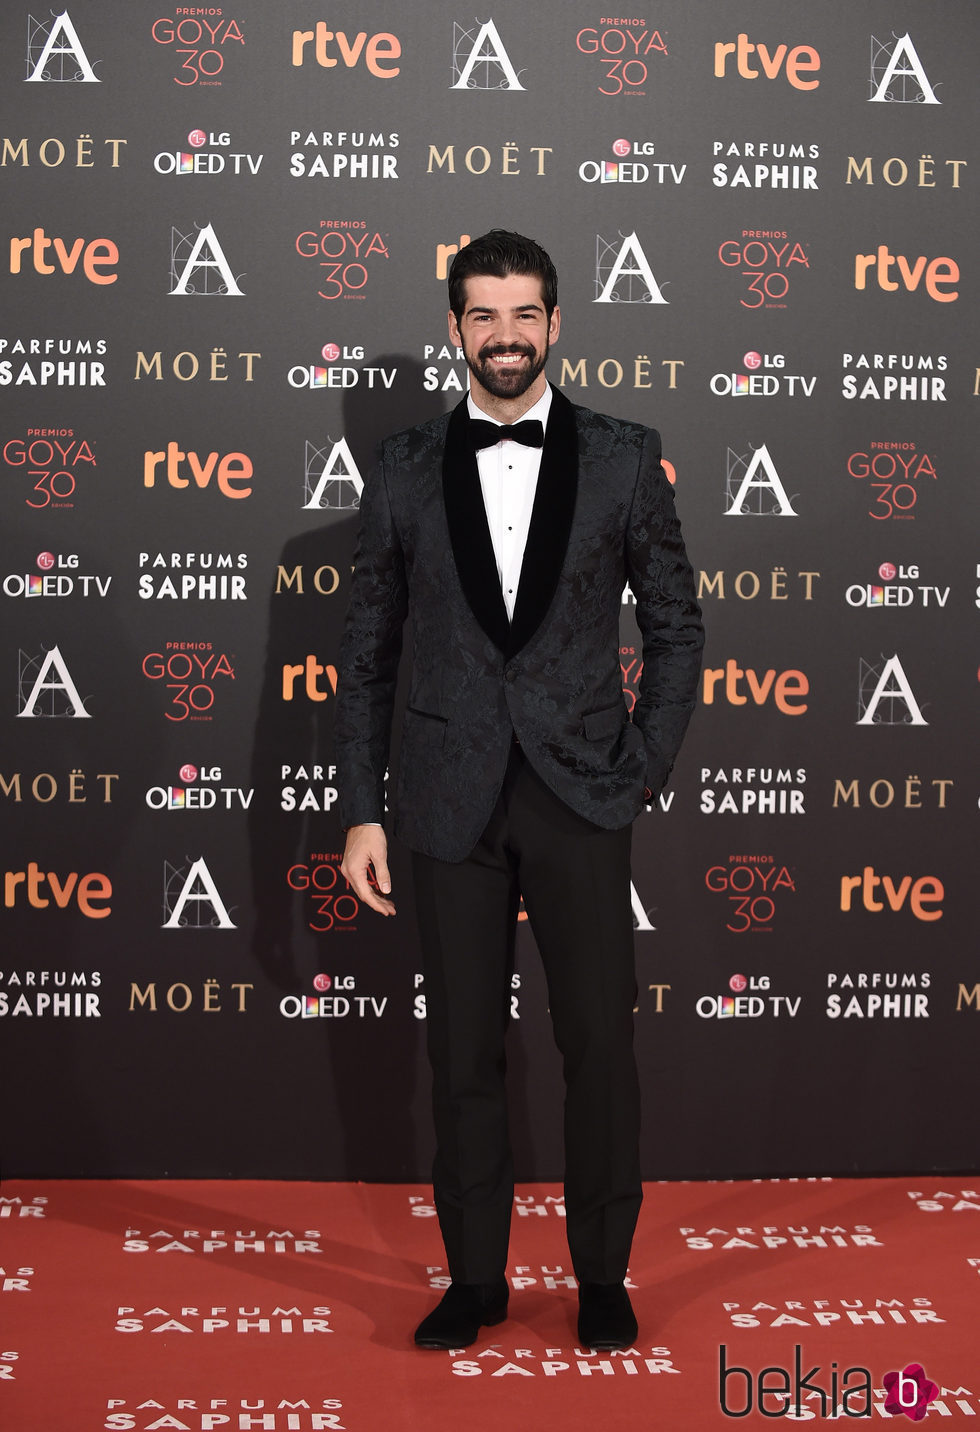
[469,417,545,450]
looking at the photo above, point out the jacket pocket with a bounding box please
[404,706,448,748]
[582,702,626,741]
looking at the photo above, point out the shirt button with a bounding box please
[505,668,517,683]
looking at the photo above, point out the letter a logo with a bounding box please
[857,654,928,726]
[303,438,364,510]
[869,33,940,104]
[630,881,656,932]
[162,857,237,929]
[725,444,798,516]
[17,645,91,718]
[26,11,100,82]
[594,232,668,304]
[451,19,525,90]
[170,223,244,296]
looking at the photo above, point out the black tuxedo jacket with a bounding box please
[335,386,703,862]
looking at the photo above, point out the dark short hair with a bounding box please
[448,230,558,321]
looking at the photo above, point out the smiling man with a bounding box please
[336,230,703,1352]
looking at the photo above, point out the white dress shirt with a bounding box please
[468,385,552,621]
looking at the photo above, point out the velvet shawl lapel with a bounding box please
[441,385,579,659]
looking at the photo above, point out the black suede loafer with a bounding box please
[577,1282,638,1351]
[414,1280,509,1349]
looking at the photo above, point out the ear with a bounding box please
[448,308,462,345]
[548,305,561,344]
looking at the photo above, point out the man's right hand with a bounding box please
[340,824,396,917]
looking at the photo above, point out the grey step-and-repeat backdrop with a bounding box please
[1,2,976,1180]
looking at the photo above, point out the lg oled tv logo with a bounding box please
[711,350,816,399]
[145,763,253,813]
[288,349,395,391]
[153,129,263,178]
[4,550,110,599]
[578,139,684,187]
[844,562,948,611]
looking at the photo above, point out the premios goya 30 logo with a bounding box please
[575,19,668,97]
[4,429,96,505]
[151,12,245,86]
[294,222,389,300]
[141,643,235,721]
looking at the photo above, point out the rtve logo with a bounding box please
[3,864,111,918]
[143,444,252,499]
[8,229,117,284]
[854,247,959,302]
[840,867,943,922]
[714,34,820,89]
[702,660,809,714]
[282,658,338,702]
[291,25,401,76]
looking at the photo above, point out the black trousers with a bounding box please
[412,743,642,1286]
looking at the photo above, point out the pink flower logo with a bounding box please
[883,1363,939,1421]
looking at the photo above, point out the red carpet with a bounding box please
[2,1177,978,1428]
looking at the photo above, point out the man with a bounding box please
[336,231,703,1352]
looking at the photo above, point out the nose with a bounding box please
[494,314,522,348]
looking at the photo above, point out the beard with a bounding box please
[464,338,550,400]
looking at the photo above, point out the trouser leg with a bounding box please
[411,791,520,1284]
[508,756,642,1284]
